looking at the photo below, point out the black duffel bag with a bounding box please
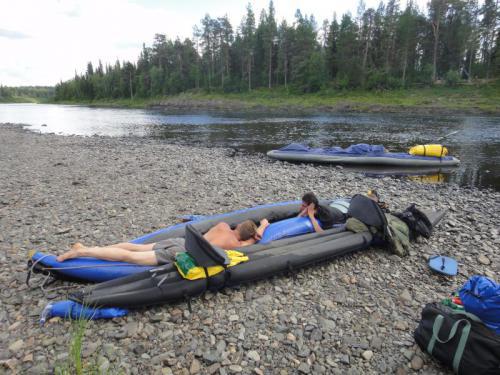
[414,302,500,374]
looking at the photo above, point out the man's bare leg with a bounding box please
[72,242,154,252]
[56,246,158,265]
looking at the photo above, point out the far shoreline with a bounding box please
[57,97,500,116]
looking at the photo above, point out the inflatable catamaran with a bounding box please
[28,196,445,309]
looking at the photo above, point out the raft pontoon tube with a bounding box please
[68,202,445,308]
[267,143,460,167]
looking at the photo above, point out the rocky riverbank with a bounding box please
[0,123,498,374]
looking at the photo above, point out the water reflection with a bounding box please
[0,103,499,191]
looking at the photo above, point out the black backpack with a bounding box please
[347,194,395,245]
[395,203,433,240]
[414,302,500,374]
[347,194,387,228]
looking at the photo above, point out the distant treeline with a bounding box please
[55,0,499,101]
[0,86,55,99]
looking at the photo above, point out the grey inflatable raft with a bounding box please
[267,144,460,167]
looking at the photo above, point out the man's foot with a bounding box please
[56,249,80,262]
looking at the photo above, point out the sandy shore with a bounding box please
[0,123,498,374]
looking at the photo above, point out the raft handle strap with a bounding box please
[149,264,171,279]
[27,254,72,294]
[203,267,210,290]
[40,274,58,291]
[184,292,193,313]
[222,265,231,288]
[287,261,296,279]
[26,264,33,287]
[35,273,73,296]
[26,254,52,287]
[157,275,169,287]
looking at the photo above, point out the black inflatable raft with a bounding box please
[70,199,445,308]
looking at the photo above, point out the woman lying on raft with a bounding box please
[56,219,270,266]
[299,192,340,232]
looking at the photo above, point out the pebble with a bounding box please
[361,350,373,361]
[8,339,24,352]
[478,254,491,265]
[399,289,412,304]
[8,322,21,331]
[394,321,408,331]
[98,356,110,373]
[246,351,260,362]
[370,336,383,350]
[1,124,498,375]
[411,355,424,370]
[229,314,239,322]
[298,362,310,373]
[229,364,243,373]
[189,359,201,374]
[339,354,350,365]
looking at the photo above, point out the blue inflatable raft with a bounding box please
[28,200,337,283]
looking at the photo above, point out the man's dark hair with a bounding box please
[302,192,319,206]
[238,220,258,241]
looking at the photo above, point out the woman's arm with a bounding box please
[307,204,323,233]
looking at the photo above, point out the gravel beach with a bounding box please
[1,123,498,374]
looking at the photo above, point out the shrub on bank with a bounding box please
[445,70,461,87]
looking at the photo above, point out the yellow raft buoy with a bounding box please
[409,144,448,157]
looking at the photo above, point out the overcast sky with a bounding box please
[0,0,428,87]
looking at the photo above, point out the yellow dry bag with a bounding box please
[175,250,249,280]
[409,144,448,157]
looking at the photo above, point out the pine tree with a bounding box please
[240,3,256,90]
[429,0,448,81]
[324,16,339,80]
[265,1,278,88]
[360,8,376,85]
[480,0,499,79]
[337,13,361,87]
[277,20,292,87]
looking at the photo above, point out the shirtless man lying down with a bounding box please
[56,219,269,266]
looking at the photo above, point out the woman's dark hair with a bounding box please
[302,192,319,206]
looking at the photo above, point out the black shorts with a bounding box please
[152,238,185,265]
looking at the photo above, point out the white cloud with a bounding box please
[0,0,428,86]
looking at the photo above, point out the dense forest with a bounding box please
[55,0,499,101]
[0,86,55,101]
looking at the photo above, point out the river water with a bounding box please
[1,103,499,191]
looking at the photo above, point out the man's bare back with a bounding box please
[204,222,249,249]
